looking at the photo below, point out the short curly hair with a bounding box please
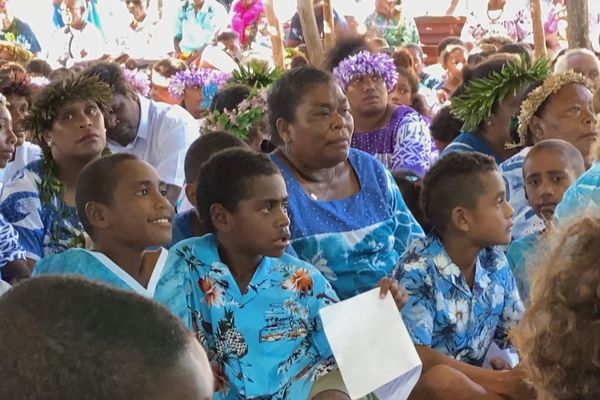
[512,213,600,400]
[421,152,498,232]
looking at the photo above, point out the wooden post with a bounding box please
[263,0,285,70]
[445,0,461,16]
[566,0,590,48]
[297,0,325,67]
[322,0,335,50]
[530,0,547,59]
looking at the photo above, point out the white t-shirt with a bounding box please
[107,95,199,187]
[0,142,42,184]
[46,23,108,68]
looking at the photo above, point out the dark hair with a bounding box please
[76,153,139,237]
[0,72,31,101]
[268,66,333,146]
[498,43,533,65]
[48,67,73,81]
[392,170,431,233]
[324,35,371,71]
[82,62,134,96]
[402,43,424,62]
[396,66,419,95]
[421,152,498,232]
[196,148,280,232]
[437,36,463,57]
[290,54,309,68]
[152,57,188,79]
[25,59,53,78]
[467,53,486,66]
[478,35,513,47]
[392,49,414,70]
[0,62,26,76]
[210,84,251,113]
[0,275,193,400]
[524,139,585,178]
[429,105,463,149]
[184,131,246,183]
[216,29,239,42]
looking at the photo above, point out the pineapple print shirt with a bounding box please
[394,234,524,366]
[167,234,339,399]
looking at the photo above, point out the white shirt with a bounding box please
[46,23,108,69]
[0,142,42,184]
[107,95,199,187]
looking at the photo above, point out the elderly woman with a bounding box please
[0,74,111,266]
[501,71,597,239]
[333,50,433,176]
[268,66,424,300]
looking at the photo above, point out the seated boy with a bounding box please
[506,139,585,300]
[170,131,246,247]
[394,152,528,400]
[166,148,406,400]
[0,275,213,400]
[34,154,189,326]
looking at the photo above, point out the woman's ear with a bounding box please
[275,117,292,145]
[529,115,545,143]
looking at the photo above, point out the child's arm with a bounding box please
[377,277,408,310]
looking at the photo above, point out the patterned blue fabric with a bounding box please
[506,232,541,301]
[394,234,524,366]
[442,132,504,165]
[33,248,190,327]
[0,18,42,53]
[167,235,338,399]
[0,160,83,261]
[555,162,600,223]
[272,149,424,300]
[500,147,544,240]
[0,212,25,271]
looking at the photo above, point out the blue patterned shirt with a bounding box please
[442,132,504,165]
[0,18,42,53]
[174,0,229,53]
[0,160,84,261]
[506,232,542,301]
[555,162,600,223]
[167,235,338,400]
[33,248,190,325]
[394,235,524,366]
[0,212,26,272]
[500,148,544,240]
[273,149,425,300]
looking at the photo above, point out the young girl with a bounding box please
[0,74,110,266]
[435,44,467,104]
[166,148,406,399]
[230,0,264,48]
[34,153,189,325]
[389,66,431,120]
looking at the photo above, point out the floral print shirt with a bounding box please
[555,162,600,224]
[0,212,25,272]
[394,234,524,366]
[167,235,338,399]
[0,160,84,261]
[364,12,420,47]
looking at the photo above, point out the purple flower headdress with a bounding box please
[333,50,398,91]
[168,68,232,99]
[123,68,151,97]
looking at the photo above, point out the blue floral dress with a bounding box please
[33,248,190,326]
[272,149,425,300]
[166,235,338,399]
[442,132,504,165]
[394,234,524,366]
[0,160,84,261]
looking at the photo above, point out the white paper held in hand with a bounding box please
[319,288,422,400]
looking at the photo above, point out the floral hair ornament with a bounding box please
[514,70,592,148]
[333,50,399,92]
[204,87,268,140]
[0,41,33,63]
[28,76,51,89]
[123,68,151,97]
[451,57,550,132]
[168,68,232,99]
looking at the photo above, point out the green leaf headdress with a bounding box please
[451,57,550,132]
[231,60,282,88]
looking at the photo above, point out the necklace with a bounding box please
[282,152,337,200]
[487,1,505,24]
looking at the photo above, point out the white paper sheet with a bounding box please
[482,342,520,370]
[319,288,422,400]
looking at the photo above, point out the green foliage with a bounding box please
[450,57,550,132]
[231,60,281,88]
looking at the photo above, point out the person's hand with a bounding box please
[311,390,350,400]
[495,368,536,400]
[490,356,512,371]
[378,277,408,310]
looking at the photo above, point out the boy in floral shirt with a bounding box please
[167,148,406,399]
[394,152,527,399]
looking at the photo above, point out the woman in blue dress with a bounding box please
[0,74,111,266]
[267,66,424,300]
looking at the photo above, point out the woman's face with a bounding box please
[345,74,388,117]
[0,104,16,168]
[151,84,182,106]
[278,81,354,168]
[389,75,413,107]
[532,83,597,162]
[44,99,106,163]
[5,94,28,147]
[445,49,466,79]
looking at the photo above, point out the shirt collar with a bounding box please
[136,93,150,141]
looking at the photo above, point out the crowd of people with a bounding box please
[0,0,599,399]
